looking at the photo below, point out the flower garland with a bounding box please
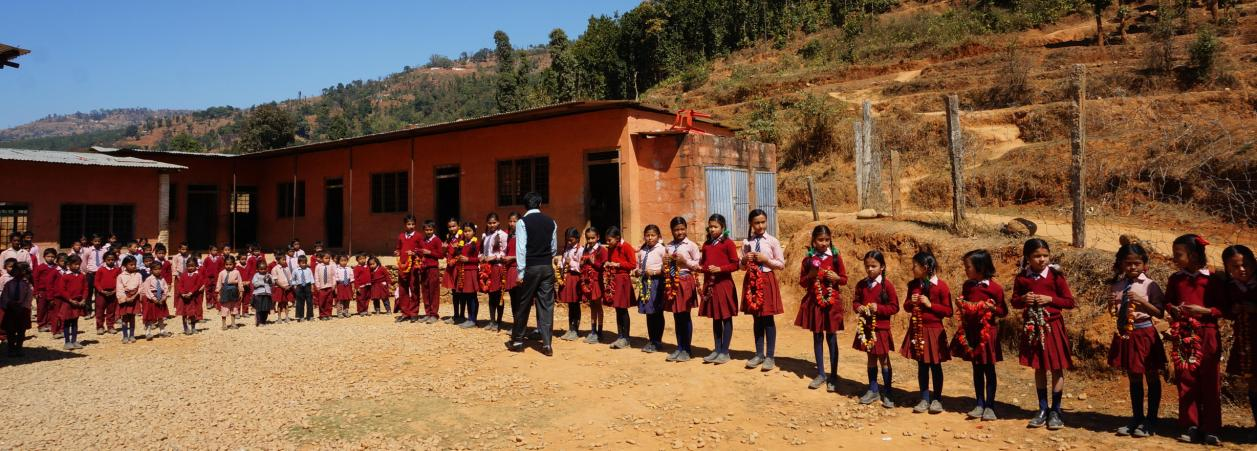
[908,303,925,358]
[1110,283,1136,340]
[700,272,712,305]
[1166,315,1203,373]
[664,258,679,303]
[451,234,477,292]
[581,263,597,304]
[811,256,837,307]
[955,297,994,359]
[603,267,617,302]
[1024,304,1051,349]
[554,254,566,289]
[744,256,764,311]
[478,262,492,292]
[855,309,876,349]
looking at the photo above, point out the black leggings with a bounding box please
[256,310,270,326]
[752,315,777,358]
[813,332,838,376]
[918,362,944,401]
[646,311,665,346]
[972,363,998,408]
[712,318,733,354]
[489,291,504,323]
[568,304,582,332]
[615,308,631,339]
[674,312,692,352]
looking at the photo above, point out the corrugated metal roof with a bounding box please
[91,146,234,158]
[0,148,186,170]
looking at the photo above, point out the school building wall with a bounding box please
[5,162,167,250]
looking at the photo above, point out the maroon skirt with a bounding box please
[453,264,480,294]
[480,263,506,293]
[1227,322,1257,376]
[335,284,352,301]
[698,275,738,320]
[503,265,519,291]
[663,274,697,313]
[603,272,636,309]
[558,271,582,304]
[371,281,391,300]
[950,323,1003,364]
[176,293,203,317]
[59,300,86,321]
[740,270,783,316]
[579,269,604,303]
[1019,316,1074,370]
[900,324,951,363]
[1109,325,1167,375]
[142,300,169,323]
[793,295,844,333]
[853,328,895,356]
[117,301,139,316]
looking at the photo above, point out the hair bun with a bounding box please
[1119,234,1140,247]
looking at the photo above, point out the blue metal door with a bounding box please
[705,167,749,240]
[755,171,778,236]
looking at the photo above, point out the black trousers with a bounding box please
[294,285,313,319]
[510,265,555,346]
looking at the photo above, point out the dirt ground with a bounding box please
[0,294,1252,450]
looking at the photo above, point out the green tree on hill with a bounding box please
[494,30,524,112]
[234,103,297,153]
[545,28,579,103]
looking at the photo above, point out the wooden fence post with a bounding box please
[890,149,901,217]
[1070,64,1087,248]
[944,94,966,228]
[806,176,820,221]
[862,100,884,211]
[853,120,865,208]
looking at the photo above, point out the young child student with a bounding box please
[334,255,353,318]
[1012,238,1076,430]
[900,250,952,414]
[202,244,222,313]
[497,212,521,328]
[353,254,371,315]
[270,251,292,323]
[94,252,121,335]
[216,255,244,330]
[441,218,462,301]
[579,227,607,343]
[292,255,315,322]
[1164,234,1223,445]
[1,263,33,356]
[418,220,444,324]
[452,222,481,328]
[154,244,173,284]
[603,226,637,349]
[59,256,88,350]
[951,250,1007,421]
[140,254,155,280]
[140,262,171,340]
[853,250,898,405]
[481,213,509,331]
[395,215,423,322]
[633,225,667,353]
[1107,240,1165,438]
[116,255,144,344]
[238,245,256,318]
[176,258,205,334]
[314,253,336,321]
[662,218,701,362]
[35,248,61,336]
[251,259,273,326]
[1221,244,1257,443]
[368,257,391,318]
[793,225,848,389]
[557,227,584,340]
[172,242,191,283]
[698,214,739,365]
[742,209,785,371]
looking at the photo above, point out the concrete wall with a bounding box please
[2,162,165,249]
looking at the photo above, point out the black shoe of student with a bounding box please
[540,346,553,357]
[505,341,525,352]
[1027,410,1048,428]
[394,316,405,323]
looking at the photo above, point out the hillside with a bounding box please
[0,108,187,142]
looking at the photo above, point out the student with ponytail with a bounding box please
[603,226,637,349]
[793,225,847,390]
[1012,238,1075,430]
[1164,234,1223,444]
[900,249,952,414]
[663,217,701,362]
[741,209,786,371]
[852,250,898,406]
[698,214,739,364]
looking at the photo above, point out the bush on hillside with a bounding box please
[779,94,843,169]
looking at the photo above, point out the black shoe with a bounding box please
[394,316,405,323]
[505,341,525,352]
[1028,410,1048,428]
[1046,411,1064,430]
[540,346,553,357]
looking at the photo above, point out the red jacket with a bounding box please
[1011,268,1075,321]
[1164,270,1224,325]
[353,265,371,288]
[419,235,444,268]
[397,231,422,262]
[34,262,60,298]
[607,242,637,273]
[904,278,954,326]
[94,265,122,292]
[176,270,205,300]
[852,277,899,330]
[371,266,391,287]
[59,272,88,303]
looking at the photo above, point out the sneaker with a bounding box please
[1177,426,1199,443]
[745,355,764,369]
[859,390,880,404]
[1046,411,1064,430]
[394,317,406,323]
[967,405,985,419]
[1201,434,1220,446]
[712,353,731,364]
[674,351,691,362]
[426,316,439,324]
[96,328,105,335]
[1028,410,1048,428]
[826,380,837,393]
[762,357,775,371]
[560,330,578,341]
[609,338,628,349]
[929,400,944,414]
[912,399,929,413]
[703,351,719,363]
[1131,421,1151,438]
[458,320,476,329]
[665,350,680,362]
[808,374,827,390]
[72,342,84,350]
[642,343,657,353]
[1116,422,1137,437]
[584,333,600,344]
[443,317,455,324]
[981,407,998,421]
[63,343,74,351]
[481,321,495,330]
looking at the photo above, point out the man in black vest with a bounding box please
[505,191,557,356]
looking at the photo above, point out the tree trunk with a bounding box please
[1095,12,1105,48]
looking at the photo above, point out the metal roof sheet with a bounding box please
[0,148,186,170]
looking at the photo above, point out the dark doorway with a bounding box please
[230,186,258,248]
[587,151,621,232]
[435,166,459,223]
[186,185,218,250]
[325,178,344,249]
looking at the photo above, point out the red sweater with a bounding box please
[1164,270,1224,325]
[1011,268,1075,321]
[607,242,637,273]
[59,273,87,302]
[34,262,60,298]
[959,279,1008,324]
[176,270,205,299]
[371,266,391,287]
[699,237,740,275]
[419,235,444,268]
[353,266,371,288]
[852,277,899,329]
[94,265,122,292]
[903,278,953,326]
[798,251,848,310]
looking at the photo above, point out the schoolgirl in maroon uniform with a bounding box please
[1107,241,1165,438]
[480,213,510,330]
[140,262,170,340]
[1011,239,1075,430]
[1221,245,1257,442]
[698,214,739,365]
[353,254,371,315]
[58,255,88,350]
[793,225,847,389]
[418,220,443,323]
[603,226,637,349]
[663,217,701,362]
[368,257,391,316]
[237,245,255,318]
[93,252,121,335]
[176,258,205,334]
[634,224,668,353]
[441,218,461,294]
[1164,234,1223,445]
[495,212,521,329]
[741,209,785,371]
[951,250,1007,421]
[852,250,898,406]
[578,227,608,343]
[116,255,144,343]
[557,227,584,340]
[201,245,222,311]
[452,222,481,328]
[900,250,952,414]
[34,248,60,335]
[395,215,423,322]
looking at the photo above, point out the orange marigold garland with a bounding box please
[856,309,876,350]
[1165,315,1203,373]
[908,304,925,358]
[955,298,994,359]
[478,262,492,292]
[811,257,837,307]
[744,256,764,311]
[1111,284,1136,340]
[664,258,680,303]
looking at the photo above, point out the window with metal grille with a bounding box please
[0,203,29,240]
[168,183,178,221]
[277,181,305,218]
[496,157,549,206]
[370,172,408,213]
[58,204,134,248]
[232,191,252,214]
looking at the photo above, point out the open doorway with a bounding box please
[586,150,620,232]
[325,178,344,249]
[435,166,459,223]
[186,185,218,250]
[230,186,258,248]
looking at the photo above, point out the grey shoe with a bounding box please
[880,393,896,409]
[560,330,578,341]
[1202,434,1220,445]
[713,353,731,364]
[967,405,985,419]
[426,316,439,324]
[1177,426,1199,443]
[74,342,85,350]
[761,357,775,371]
[443,317,455,324]
[1046,411,1064,430]
[1116,422,1136,436]
[703,351,719,363]
[981,407,998,421]
[609,338,628,349]
[859,390,880,404]
[459,320,476,329]
[826,380,837,393]
[808,374,827,390]
[63,343,74,351]
[674,351,691,362]
[1028,410,1048,428]
[912,399,929,413]
[584,332,600,344]
[665,350,680,362]
[745,355,764,369]
[642,343,657,353]
[929,400,944,414]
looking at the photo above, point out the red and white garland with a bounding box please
[856,309,876,349]
[744,257,765,311]
[1165,316,1203,373]
[956,297,994,359]
[1024,304,1051,349]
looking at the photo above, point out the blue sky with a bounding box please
[0,0,641,129]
